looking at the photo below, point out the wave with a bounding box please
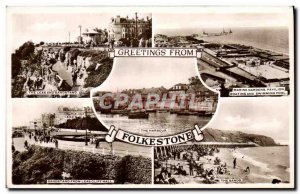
[232,150,272,172]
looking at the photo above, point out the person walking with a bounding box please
[24,140,28,149]
[189,160,194,176]
[55,139,58,149]
[233,158,237,169]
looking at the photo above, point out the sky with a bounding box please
[154,12,292,31]
[12,98,92,127]
[12,96,291,144]
[94,57,199,92]
[9,12,151,51]
[208,97,290,143]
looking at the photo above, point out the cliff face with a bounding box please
[202,128,277,146]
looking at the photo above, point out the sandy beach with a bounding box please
[155,147,290,184]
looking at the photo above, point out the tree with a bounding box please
[16,41,35,60]
[11,53,22,78]
[11,41,35,78]
[43,123,47,135]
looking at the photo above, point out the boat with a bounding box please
[198,111,214,117]
[54,135,90,142]
[156,109,169,113]
[111,109,130,115]
[146,109,156,113]
[170,109,179,114]
[177,110,197,115]
[128,110,149,119]
[99,109,112,114]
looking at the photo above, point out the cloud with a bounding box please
[28,22,66,31]
[248,118,283,132]
[224,115,251,127]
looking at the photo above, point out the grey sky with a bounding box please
[209,97,290,143]
[9,12,151,51]
[154,11,292,31]
[95,57,199,92]
[12,98,92,127]
[12,96,291,144]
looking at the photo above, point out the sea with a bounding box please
[98,112,211,136]
[156,27,289,54]
[233,146,290,182]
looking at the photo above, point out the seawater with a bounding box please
[98,112,211,136]
[234,146,290,182]
[201,27,289,54]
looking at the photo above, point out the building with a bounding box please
[29,119,42,129]
[54,106,95,125]
[108,13,152,44]
[82,29,107,45]
[41,113,55,127]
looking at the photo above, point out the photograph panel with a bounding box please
[9,10,152,98]
[10,98,152,185]
[154,97,291,185]
[153,9,293,97]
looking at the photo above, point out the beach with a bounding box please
[155,146,290,184]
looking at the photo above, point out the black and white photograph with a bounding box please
[10,98,152,185]
[5,6,295,190]
[154,8,292,97]
[91,57,218,137]
[9,10,152,98]
[154,97,291,185]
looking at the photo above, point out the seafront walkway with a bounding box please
[13,134,151,158]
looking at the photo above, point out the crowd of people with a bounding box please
[21,47,92,97]
[154,145,250,184]
[21,128,59,150]
[21,48,68,96]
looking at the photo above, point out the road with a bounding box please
[13,134,152,158]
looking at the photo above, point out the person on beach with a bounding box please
[205,169,217,184]
[195,163,205,178]
[95,140,99,148]
[244,166,250,173]
[12,144,15,153]
[233,158,237,169]
[55,139,58,149]
[189,160,194,176]
[24,140,28,149]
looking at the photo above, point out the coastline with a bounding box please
[216,147,290,184]
[197,37,289,56]
[156,146,290,184]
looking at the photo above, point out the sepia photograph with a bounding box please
[91,57,218,137]
[154,97,291,185]
[5,5,295,190]
[10,98,152,185]
[9,10,152,98]
[154,8,293,97]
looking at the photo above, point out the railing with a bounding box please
[24,135,151,158]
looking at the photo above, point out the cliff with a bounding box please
[202,128,278,146]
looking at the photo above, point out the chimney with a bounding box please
[116,15,121,23]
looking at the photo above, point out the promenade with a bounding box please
[13,134,151,158]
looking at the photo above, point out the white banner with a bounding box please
[110,48,202,58]
[105,124,205,146]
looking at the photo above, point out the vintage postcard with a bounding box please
[6,6,295,189]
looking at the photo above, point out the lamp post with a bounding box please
[84,107,88,146]
[78,25,82,46]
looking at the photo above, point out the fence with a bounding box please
[24,135,151,158]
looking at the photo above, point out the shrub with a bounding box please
[12,146,152,185]
[116,155,152,184]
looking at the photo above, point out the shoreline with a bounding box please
[155,146,290,184]
[200,37,289,56]
[216,147,290,183]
